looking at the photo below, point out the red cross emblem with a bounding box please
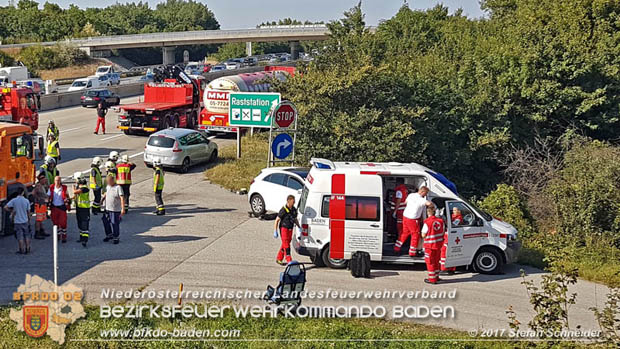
[455,237,461,245]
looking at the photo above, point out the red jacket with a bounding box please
[423,216,445,249]
[49,184,70,208]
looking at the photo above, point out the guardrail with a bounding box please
[40,82,144,111]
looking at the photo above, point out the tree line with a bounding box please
[0,0,219,44]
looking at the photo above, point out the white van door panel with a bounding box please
[445,200,484,267]
[329,173,383,261]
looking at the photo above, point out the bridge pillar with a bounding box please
[245,42,252,57]
[162,46,176,65]
[289,41,300,60]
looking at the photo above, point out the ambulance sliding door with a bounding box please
[329,173,383,261]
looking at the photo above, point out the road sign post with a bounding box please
[267,101,298,167]
[229,92,281,159]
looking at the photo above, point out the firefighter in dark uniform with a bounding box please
[72,172,90,247]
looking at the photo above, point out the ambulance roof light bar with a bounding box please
[310,158,334,170]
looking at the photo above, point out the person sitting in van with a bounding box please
[451,207,464,226]
[399,186,433,257]
[273,195,301,265]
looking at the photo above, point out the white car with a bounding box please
[248,167,309,217]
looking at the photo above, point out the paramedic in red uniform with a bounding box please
[391,178,408,243]
[397,186,433,257]
[47,176,71,243]
[441,207,463,274]
[273,195,300,265]
[421,206,444,284]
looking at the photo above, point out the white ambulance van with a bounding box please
[294,159,521,274]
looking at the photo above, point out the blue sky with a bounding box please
[16,1,484,29]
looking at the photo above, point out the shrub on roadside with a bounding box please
[477,184,535,239]
[0,50,15,66]
[17,44,90,71]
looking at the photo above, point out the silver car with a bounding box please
[144,128,218,173]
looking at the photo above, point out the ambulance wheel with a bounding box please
[322,245,347,269]
[473,247,503,274]
[250,194,265,217]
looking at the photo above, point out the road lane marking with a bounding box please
[129,151,144,158]
[60,126,84,133]
[100,134,123,141]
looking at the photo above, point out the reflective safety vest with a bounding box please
[116,163,132,184]
[423,216,445,249]
[47,141,59,158]
[75,185,90,208]
[16,145,26,156]
[48,125,59,140]
[153,167,164,191]
[89,166,102,189]
[41,164,58,185]
[392,184,408,218]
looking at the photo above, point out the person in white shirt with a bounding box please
[399,186,433,257]
[4,187,32,254]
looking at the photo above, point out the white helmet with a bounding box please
[16,137,22,145]
[120,154,129,163]
[105,161,115,170]
[73,172,84,181]
[109,151,119,161]
[92,156,102,166]
[153,159,162,166]
[48,120,54,125]
[44,155,56,165]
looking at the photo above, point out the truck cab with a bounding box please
[95,65,115,76]
[294,159,521,274]
[0,86,39,131]
[0,122,36,236]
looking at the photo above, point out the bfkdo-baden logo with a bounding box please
[10,274,86,344]
[23,305,48,337]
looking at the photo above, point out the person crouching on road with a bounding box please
[33,171,50,239]
[4,187,32,254]
[72,172,91,247]
[94,101,107,135]
[116,155,136,211]
[273,195,300,265]
[101,175,125,244]
[90,157,103,215]
[153,159,165,215]
[421,206,444,285]
[402,186,433,257]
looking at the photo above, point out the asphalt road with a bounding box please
[0,101,610,335]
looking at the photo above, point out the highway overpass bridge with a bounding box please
[0,26,343,64]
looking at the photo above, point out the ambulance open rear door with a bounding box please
[329,173,383,261]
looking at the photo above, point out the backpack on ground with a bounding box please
[350,251,371,278]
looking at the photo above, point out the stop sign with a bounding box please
[273,102,297,128]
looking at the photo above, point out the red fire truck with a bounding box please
[198,66,295,133]
[117,66,204,134]
[0,86,40,131]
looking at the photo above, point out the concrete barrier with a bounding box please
[40,82,144,111]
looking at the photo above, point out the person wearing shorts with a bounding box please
[4,187,32,254]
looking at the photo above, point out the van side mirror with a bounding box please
[475,217,484,226]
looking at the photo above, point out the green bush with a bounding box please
[477,184,535,239]
[0,50,15,66]
[17,45,89,71]
[545,140,620,245]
